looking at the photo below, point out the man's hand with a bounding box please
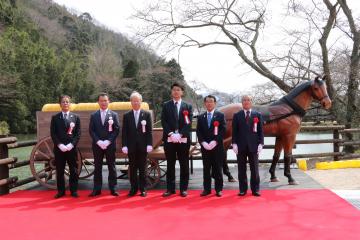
[232,144,238,155]
[103,140,111,149]
[58,144,68,152]
[257,144,263,154]
[171,133,181,143]
[65,143,74,151]
[146,145,153,153]
[96,140,106,150]
[201,142,210,150]
[208,140,217,150]
[122,146,128,154]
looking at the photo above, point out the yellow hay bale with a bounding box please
[73,103,99,111]
[109,102,149,110]
[42,102,150,111]
[316,159,360,170]
[297,159,308,171]
[42,104,76,112]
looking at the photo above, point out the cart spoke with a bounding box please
[35,149,51,160]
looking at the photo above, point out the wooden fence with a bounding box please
[0,125,359,195]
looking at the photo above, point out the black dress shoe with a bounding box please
[216,191,223,197]
[200,191,211,197]
[110,190,119,196]
[238,191,247,196]
[252,192,261,197]
[54,192,65,199]
[127,191,137,197]
[71,192,79,198]
[140,191,147,197]
[180,191,188,197]
[88,190,101,197]
[162,191,176,197]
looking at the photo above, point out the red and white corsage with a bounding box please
[141,120,146,133]
[108,117,114,132]
[213,121,219,135]
[183,110,190,124]
[67,122,75,135]
[253,117,259,132]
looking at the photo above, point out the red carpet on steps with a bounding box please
[1,189,360,240]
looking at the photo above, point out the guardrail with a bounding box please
[1,125,359,195]
[0,137,37,195]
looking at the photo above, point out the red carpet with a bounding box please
[1,189,360,240]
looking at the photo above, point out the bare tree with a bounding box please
[134,0,292,92]
[134,0,360,151]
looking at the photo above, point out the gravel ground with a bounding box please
[305,168,360,190]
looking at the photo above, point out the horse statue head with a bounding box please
[311,76,332,110]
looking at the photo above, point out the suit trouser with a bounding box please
[128,151,147,192]
[202,146,223,192]
[164,142,190,192]
[55,148,78,193]
[237,146,260,193]
[92,144,117,191]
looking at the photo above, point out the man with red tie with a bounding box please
[161,83,193,197]
[232,95,264,197]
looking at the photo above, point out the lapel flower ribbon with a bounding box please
[108,116,114,132]
[213,120,219,136]
[183,110,190,124]
[253,117,259,133]
[141,120,147,133]
[67,122,75,135]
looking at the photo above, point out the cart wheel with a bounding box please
[29,136,81,189]
[78,152,95,179]
[146,158,161,189]
[157,160,167,178]
[126,159,161,189]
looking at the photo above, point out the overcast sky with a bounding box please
[53,0,360,94]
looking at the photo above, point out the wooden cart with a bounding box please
[29,102,167,190]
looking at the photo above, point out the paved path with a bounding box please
[305,168,360,210]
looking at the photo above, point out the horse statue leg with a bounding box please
[269,137,282,182]
[283,135,299,185]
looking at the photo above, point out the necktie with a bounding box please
[246,111,250,124]
[207,112,212,128]
[135,111,139,127]
[63,113,68,124]
[174,102,179,120]
[174,102,179,131]
[101,111,105,125]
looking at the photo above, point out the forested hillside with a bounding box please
[0,0,197,133]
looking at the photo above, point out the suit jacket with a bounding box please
[122,109,153,153]
[161,100,193,142]
[196,110,226,149]
[50,112,81,147]
[89,109,120,150]
[232,110,264,152]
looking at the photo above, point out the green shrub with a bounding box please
[0,121,10,135]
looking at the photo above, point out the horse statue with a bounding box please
[219,76,332,185]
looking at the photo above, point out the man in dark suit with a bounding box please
[89,93,120,197]
[161,82,193,197]
[232,95,264,197]
[50,95,81,199]
[196,95,226,197]
[122,91,153,197]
